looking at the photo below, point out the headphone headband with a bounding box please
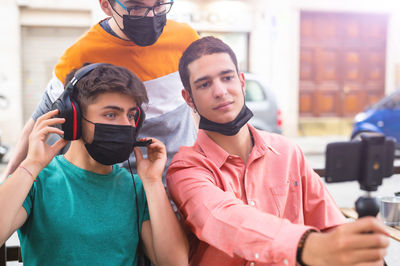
[65,63,111,93]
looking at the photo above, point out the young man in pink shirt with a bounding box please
[166,36,389,266]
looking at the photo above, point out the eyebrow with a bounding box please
[193,69,235,85]
[102,106,138,112]
[125,0,148,6]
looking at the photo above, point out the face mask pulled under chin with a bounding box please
[122,14,167,47]
[84,122,136,165]
[198,104,254,136]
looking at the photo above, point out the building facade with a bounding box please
[1,0,400,146]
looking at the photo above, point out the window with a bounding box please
[382,91,400,109]
[245,80,265,102]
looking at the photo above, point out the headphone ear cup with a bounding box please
[51,88,82,140]
[68,97,82,140]
[51,63,112,140]
[134,106,146,139]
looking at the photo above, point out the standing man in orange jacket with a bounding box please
[1,0,199,184]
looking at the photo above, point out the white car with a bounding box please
[244,73,282,134]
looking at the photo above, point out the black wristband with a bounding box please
[296,229,316,266]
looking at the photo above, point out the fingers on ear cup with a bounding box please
[51,90,82,141]
[51,100,64,132]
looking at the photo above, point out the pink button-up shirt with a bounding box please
[167,125,346,266]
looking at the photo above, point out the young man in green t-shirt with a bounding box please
[0,63,188,265]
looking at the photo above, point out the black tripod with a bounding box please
[325,133,395,266]
[355,193,380,218]
[355,193,389,266]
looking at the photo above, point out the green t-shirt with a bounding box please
[17,155,150,266]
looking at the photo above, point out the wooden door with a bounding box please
[299,12,387,117]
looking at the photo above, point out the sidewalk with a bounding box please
[289,135,348,170]
[289,135,348,156]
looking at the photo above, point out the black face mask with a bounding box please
[198,104,254,136]
[121,14,167,46]
[83,119,136,165]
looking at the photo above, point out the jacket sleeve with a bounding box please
[31,74,64,121]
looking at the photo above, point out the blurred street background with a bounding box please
[3,0,400,144]
[2,0,400,264]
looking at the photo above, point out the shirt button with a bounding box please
[283,259,289,265]
[249,262,255,266]
[249,200,256,206]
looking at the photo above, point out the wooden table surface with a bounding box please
[341,207,400,242]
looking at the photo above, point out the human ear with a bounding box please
[99,0,113,16]
[182,89,195,110]
[239,72,246,94]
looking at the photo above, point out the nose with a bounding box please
[212,80,228,98]
[146,9,155,17]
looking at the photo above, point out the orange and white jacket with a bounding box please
[33,19,199,179]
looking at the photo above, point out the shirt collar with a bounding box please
[196,124,280,168]
[196,130,230,168]
[248,124,281,157]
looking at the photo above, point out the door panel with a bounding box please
[299,12,387,117]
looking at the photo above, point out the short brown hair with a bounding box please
[179,36,239,93]
[65,63,148,110]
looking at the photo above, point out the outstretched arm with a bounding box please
[134,138,189,266]
[302,216,389,266]
[167,161,389,265]
[0,109,67,245]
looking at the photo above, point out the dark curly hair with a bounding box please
[64,63,148,112]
